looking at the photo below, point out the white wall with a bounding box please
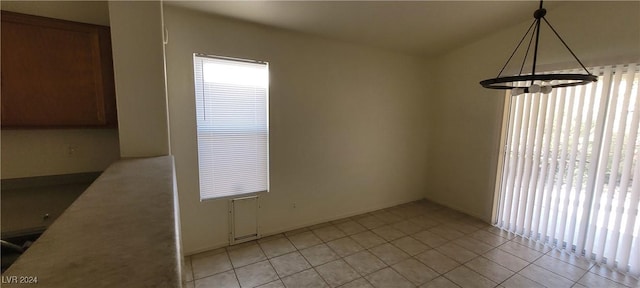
[1,130,119,179]
[163,6,431,254]
[108,1,170,157]
[427,1,640,222]
[0,1,110,26]
[0,1,120,179]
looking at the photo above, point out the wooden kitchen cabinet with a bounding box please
[1,11,117,128]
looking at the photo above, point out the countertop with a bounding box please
[2,156,182,287]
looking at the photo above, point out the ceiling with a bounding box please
[166,1,564,57]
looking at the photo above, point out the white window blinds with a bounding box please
[193,55,269,200]
[497,64,640,275]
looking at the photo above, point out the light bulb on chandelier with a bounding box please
[511,83,553,96]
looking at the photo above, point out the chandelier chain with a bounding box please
[519,21,538,76]
[541,17,592,75]
[496,20,537,78]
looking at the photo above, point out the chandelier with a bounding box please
[479,0,597,96]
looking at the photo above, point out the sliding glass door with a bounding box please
[496,64,639,275]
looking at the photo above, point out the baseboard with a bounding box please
[422,195,490,223]
[184,241,229,256]
[183,195,426,256]
[258,196,427,241]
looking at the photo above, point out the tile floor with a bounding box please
[182,200,639,288]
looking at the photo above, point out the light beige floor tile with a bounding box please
[392,258,438,285]
[519,264,574,288]
[300,243,339,266]
[431,214,455,223]
[356,215,387,230]
[184,201,622,288]
[338,278,373,288]
[415,249,460,274]
[288,231,323,250]
[184,281,195,288]
[453,237,495,254]
[464,256,514,283]
[365,267,414,288]
[309,222,334,230]
[392,220,425,235]
[327,236,365,257]
[270,251,311,277]
[482,248,529,272]
[546,250,594,270]
[195,270,240,288]
[412,230,448,247]
[260,237,297,258]
[316,259,361,287]
[419,276,460,288]
[470,230,510,247]
[332,218,353,225]
[350,231,386,249]
[386,207,411,219]
[391,236,429,256]
[371,210,403,224]
[235,260,279,288]
[433,210,465,221]
[313,225,347,242]
[589,264,639,287]
[191,250,233,279]
[407,203,437,218]
[335,220,367,235]
[459,217,492,229]
[577,272,628,288]
[343,250,388,275]
[282,268,329,288]
[228,241,258,251]
[510,236,552,253]
[284,227,309,237]
[350,213,370,221]
[369,243,410,265]
[428,225,465,240]
[446,221,481,234]
[400,203,426,218]
[258,234,285,243]
[408,215,440,229]
[534,255,587,281]
[184,256,194,282]
[371,225,406,241]
[228,244,267,268]
[435,242,478,263]
[257,280,285,288]
[445,266,497,288]
[484,226,516,239]
[498,241,544,262]
[502,274,545,288]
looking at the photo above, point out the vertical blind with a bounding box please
[497,64,640,275]
[193,54,269,200]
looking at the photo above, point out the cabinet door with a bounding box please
[1,11,117,128]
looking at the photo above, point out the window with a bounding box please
[496,64,639,275]
[193,54,269,200]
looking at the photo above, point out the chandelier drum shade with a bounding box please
[480,0,597,95]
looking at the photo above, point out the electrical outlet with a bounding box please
[67,144,79,156]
